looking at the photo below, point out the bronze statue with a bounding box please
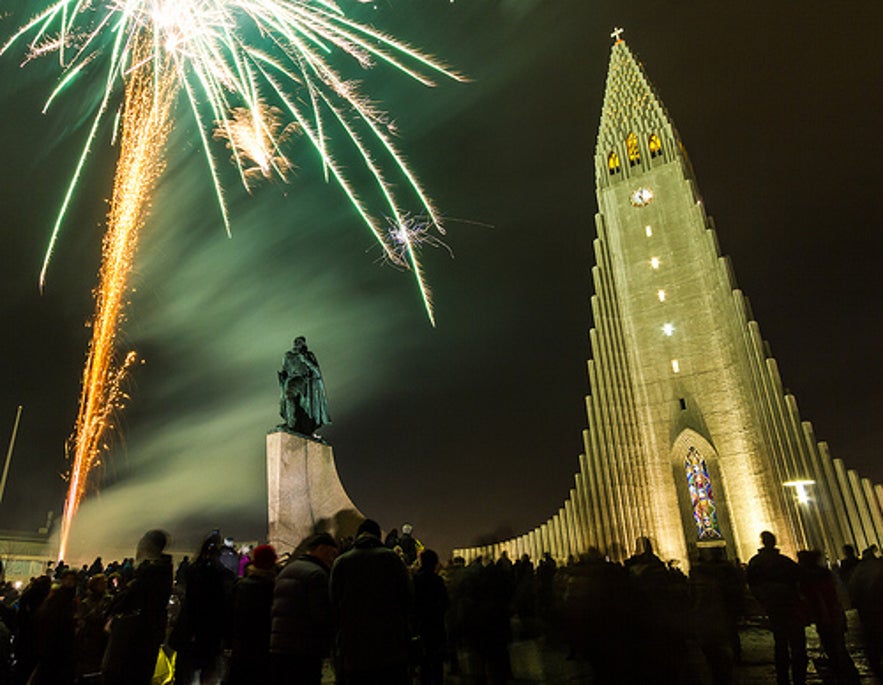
[278,336,331,436]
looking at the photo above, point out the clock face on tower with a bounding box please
[630,187,654,207]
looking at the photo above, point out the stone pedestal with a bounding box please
[267,430,363,553]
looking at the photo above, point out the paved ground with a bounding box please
[450,611,880,684]
[319,610,880,684]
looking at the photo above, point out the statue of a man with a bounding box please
[278,336,331,436]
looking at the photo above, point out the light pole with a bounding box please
[0,405,23,506]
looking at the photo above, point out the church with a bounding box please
[454,31,883,566]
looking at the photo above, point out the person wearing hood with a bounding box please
[330,519,413,684]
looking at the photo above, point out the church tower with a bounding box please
[454,31,883,566]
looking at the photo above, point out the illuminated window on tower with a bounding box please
[626,132,640,166]
[608,151,621,175]
[649,133,663,158]
[685,446,723,540]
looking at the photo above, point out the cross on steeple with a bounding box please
[611,27,625,43]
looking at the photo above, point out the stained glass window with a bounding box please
[685,446,722,540]
[626,132,640,166]
[607,151,621,174]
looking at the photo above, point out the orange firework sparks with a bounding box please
[57,41,176,560]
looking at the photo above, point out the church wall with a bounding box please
[452,37,883,570]
[597,157,790,563]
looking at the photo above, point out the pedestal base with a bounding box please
[267,430,363,553]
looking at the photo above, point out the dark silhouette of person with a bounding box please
[169,532,229,685]
[626,537,689,683]
[270,533,338,684]
[86,556,103,577]
[175,555,190,589]
[689,546,745,685]
[459,557,513,684]
[536,552,557,627]
[399,524,419,566]
[102,529,174,685]
[30,570,78,685]
[798,550,859,685]
[75,573,112,681]
[330,519,413,684]
[442,556,468,675]
[746,531,807,685]
[837,544,860,587]
[384,528,400,550]
[847,550,883,681]
[512,554,537,637]
[563,547,630,683]
[11,575,51,685]
[413,549,448,685]
[227,544,277,684]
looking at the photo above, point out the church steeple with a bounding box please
[454,29,883,575]
[595,30,685,188]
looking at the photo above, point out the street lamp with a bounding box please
[783,479,815,504]
[784,479,818,552]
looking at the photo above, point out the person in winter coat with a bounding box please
[30,570,78,685]
[413,549,448,685]
[227,544,277,685]
[270,533,338,684]
[746,531,807,685]
[847,552,883,682]
[330,520,413,684]
[75,573,112,682]
[797,550,859,685]
[170,532,229,685]
[398,524,420,566]
[102,529,174,685]
[11,575,51,685]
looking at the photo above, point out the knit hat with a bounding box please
[251,544,277,570]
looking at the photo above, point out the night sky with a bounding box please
[1,1,881,561]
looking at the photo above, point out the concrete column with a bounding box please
[811,436,849,556]
[565,495,581,557]
[534,528,543,561]
[549,515,562,562]
[574,471,593,549]
[835,459,867,550]
[861,478,883,547]
[850,470,878,550]
[558,508,570,561]
[554,513,565,562]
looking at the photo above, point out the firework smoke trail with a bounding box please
[4,0,462,557]
[57,42,177,561]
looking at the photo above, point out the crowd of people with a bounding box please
[0,525,881,685]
